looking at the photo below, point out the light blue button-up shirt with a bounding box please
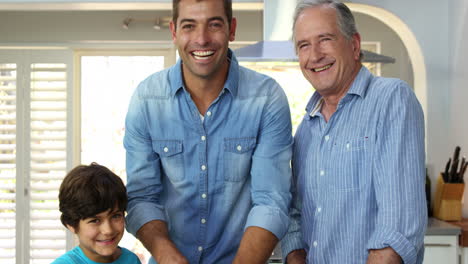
[124,50,292,264]
[281,67,426,264]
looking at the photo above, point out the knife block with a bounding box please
[434,173,465,221]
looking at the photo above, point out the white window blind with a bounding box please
[30,63,68,263]
[0,63,17,264]
[0,50,73,264]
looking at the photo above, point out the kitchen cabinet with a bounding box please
[424,218,462,264]
[424,235,460,264]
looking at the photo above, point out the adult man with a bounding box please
[124,0,293,263]
[281,1,427,263]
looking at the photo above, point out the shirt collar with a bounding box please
[305,66,373,118]
[346,66,372,98]
[168,49,239,98]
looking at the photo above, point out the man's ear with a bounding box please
[352,32,361,61]
[229,17,237,42]
[170,20,177,44]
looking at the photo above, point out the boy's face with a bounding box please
[67,208,125,262]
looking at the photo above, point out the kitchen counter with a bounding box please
[426,217,461,235]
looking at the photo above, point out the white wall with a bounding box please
[0,10,262,44]
[354,12,413,87]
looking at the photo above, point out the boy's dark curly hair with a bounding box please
[58,162,127,230]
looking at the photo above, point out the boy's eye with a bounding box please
[112,213,124,219]
[87,218,99,224]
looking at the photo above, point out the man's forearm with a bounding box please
[233,226,278,264]
[136,220,188,264]
[286,249,307,264]
[367,247,402,264]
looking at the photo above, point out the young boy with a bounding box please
[52,162,141,264]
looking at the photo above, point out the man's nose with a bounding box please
[307,45,325,63]
[194,27,210,46]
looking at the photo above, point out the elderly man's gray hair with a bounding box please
[292,0,358,41]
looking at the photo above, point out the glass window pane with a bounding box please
[81,56,165,263]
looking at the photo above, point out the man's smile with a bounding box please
[312,63,333,72]
[192,50,215,60]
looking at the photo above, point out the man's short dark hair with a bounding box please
[172,0,233,29]
[58,162,127,230]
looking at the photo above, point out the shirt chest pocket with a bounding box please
[152,140,184,183]
[329,137,370,191]
[224,137,256,182]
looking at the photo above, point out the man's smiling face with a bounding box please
[294,5,361,97]
[170,0,236,81]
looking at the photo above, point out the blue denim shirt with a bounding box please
[281,67,426,264]
[124,50,293,263]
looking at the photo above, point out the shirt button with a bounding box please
[236,145,242,151]
[317,207,322,213]
[201,136,206,141]
[201,218,206,224]
[325,135,330,141]
[201,193,207,199]
[201,165,206,171]
[198,246,203,252]
[163,147,169,152]
[320,170,325,176]
[206,111,212,116]
[313,241,318,247]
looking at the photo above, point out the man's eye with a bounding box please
[298,43,309,50]
[182,24,194,30]
[88,219,99,224]
[210,23,222,28]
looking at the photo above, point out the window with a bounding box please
[0,49,73,264]
[0,62,17,263]
[77,50,174,263]
[0,48,173,264]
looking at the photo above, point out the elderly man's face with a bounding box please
[294,6,361,97]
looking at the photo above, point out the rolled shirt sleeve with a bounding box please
[124,87,167,236]
[366,81,427,264]
[244,80,293,240]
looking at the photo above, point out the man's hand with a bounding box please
[286,249,307,264]
[232,226,278,264]
[367,247,402,264]
[151,236,189,264]
[136,220,188,264]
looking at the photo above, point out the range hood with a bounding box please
[233,0,395,64]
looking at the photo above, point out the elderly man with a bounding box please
[281,1,427,263]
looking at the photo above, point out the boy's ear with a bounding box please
[66,224,77,234]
